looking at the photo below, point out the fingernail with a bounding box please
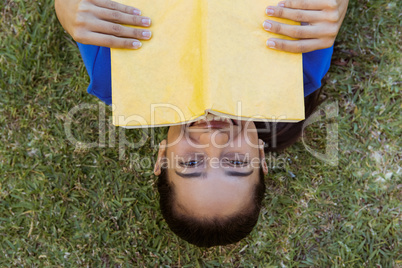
[263,21,272,30]
[133,9,141,15]
[278,1,285,7]
[132,41,142,49]
[142,31,152,39]
[265,8,274,15]
[142,18,151,26]
[266,40,276,48]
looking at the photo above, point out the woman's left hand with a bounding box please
[263,0,349,53]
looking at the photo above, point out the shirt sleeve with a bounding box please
[77,43,112,105]
[302,45,334,97]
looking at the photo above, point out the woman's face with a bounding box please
[154,114,268,219]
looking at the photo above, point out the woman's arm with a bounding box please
[55,0,152,49]
[263,0,349,53]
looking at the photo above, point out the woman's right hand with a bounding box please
[55,0,152,49]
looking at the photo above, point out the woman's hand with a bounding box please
[263,0,349,53]
[55,0,152,49]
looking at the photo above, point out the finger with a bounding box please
[265,6,323,23]
[277,0,332,10]
[92,0,142,15]
[266,38,334,53]
[78,31,143,49]
[94,5,151,27]
[263,20,321,39]
[89,20,152,40]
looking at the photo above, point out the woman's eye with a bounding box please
[230,160,246,166]
[226,159,248,167]
[180,160,201,167]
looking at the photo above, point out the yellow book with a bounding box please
[111,0,304,128]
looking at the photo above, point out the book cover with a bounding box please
[111,0,304,128]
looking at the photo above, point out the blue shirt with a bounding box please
[77,43,333,105]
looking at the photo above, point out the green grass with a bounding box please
[0,0,401,266]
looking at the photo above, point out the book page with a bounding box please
[112,0,207,127]
[204,0,304,122]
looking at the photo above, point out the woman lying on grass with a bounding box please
[55,0,348,247]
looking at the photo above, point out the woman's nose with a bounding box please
[199,130,230,146]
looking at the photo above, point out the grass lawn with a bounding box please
[0,0,401,266]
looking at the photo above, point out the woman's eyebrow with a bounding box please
[174,169,253,179]
[224,170,254,177]
[174,171,204,179]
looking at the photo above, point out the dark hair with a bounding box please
[157,165,266,248]
[255,88,322,152]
